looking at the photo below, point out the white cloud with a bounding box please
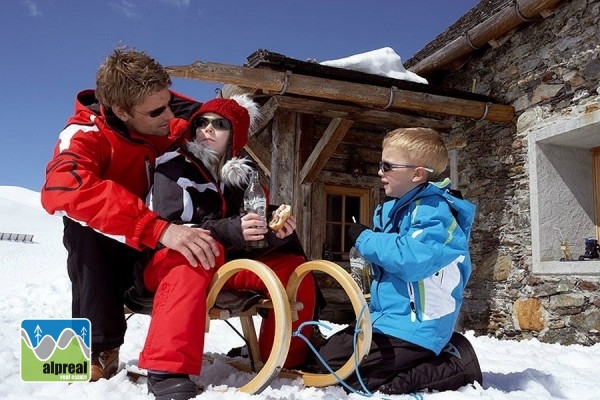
[22,0,42,17]
[109,0,190,18]
[157,0,191,8]
[109,0,140,19]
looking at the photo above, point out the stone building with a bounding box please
[406,0,600,345]
[168,0,600,345]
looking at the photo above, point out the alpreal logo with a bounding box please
[21,319,91,382]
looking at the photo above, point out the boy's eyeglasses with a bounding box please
[379,161,434,173]
[195,117,231,131]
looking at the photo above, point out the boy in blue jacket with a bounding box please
[317,127,482,394]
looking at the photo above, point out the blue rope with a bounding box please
[292,304,424,400]
[351,305,371,394]
[293,318,373,397]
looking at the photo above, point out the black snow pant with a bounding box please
[318,326,481,394]
[63,217,141,352]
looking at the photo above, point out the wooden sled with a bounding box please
[126,259,371,394]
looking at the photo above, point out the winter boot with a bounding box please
[379,332,482,394]
[147,372,201,400]
[91,347,119,381]
[443,331,483,386]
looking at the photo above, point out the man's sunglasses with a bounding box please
[133,101,172,118]
[194,117,231,131]
[379,161,434,173]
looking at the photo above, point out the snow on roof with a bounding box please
[319,47,428,84]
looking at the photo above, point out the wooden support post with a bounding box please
[270,109,297,206]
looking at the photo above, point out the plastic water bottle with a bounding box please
[243,170,268,249]
[349,246,372,295]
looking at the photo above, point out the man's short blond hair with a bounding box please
[382,127,448,178]
[95,47,172,114]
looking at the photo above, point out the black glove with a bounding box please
[348,223,369,246]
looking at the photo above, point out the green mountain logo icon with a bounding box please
[21,319,91,382]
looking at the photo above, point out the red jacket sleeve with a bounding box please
[41,120,168,250]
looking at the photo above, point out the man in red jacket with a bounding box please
[40,47,220,383]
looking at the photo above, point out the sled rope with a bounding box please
[293,303,423,400]
[293,319,371,397]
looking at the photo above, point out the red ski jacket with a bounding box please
[41,89,201,250]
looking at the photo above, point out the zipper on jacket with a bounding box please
[407,282,417,322]
[145,158,153,189]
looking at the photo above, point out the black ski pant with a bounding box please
[63,218,141,352]
[317,325,473,394]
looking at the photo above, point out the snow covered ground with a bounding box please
[1,185,599,399]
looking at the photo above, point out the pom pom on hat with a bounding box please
[195,94,261,156]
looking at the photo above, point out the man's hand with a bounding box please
[159,224,220,269]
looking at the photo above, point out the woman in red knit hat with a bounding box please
[137,94,316,400]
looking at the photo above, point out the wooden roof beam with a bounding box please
[166,61,514,122]
[271,96,452,131]
[299,118,353,184]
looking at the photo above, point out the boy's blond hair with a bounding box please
[95,47,172,114]
[382,127,448,179]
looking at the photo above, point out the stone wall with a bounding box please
[442,0,600,345]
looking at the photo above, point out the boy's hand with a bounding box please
[348,223,369,246]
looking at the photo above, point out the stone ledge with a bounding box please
[534,260,600,276]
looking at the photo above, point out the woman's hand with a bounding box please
[241,212,268,242]
[273,215,296,239]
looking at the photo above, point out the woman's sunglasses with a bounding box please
[379,161,433,173]
[195,117,231,131]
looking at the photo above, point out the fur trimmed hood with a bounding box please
[186,140,253,188]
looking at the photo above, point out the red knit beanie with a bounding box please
[196,95,256,156]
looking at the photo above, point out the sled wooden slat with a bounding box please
[242,299,304,321]
[207,308,231,320]
[207,299,303,321]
